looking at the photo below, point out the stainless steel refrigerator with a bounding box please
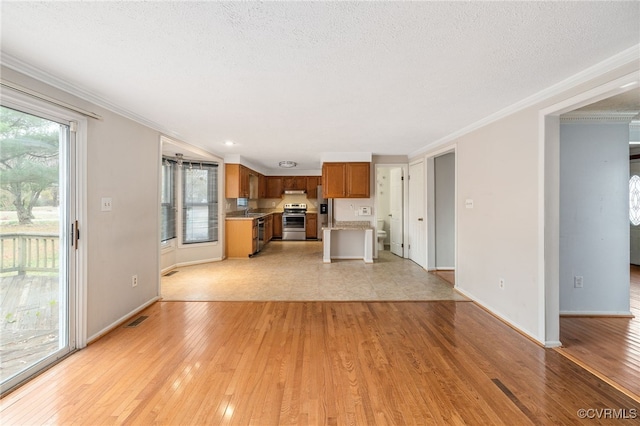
[317,185,327,241]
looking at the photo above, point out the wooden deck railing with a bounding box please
[0,233,59,274]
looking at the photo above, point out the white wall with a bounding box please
[411,57,639,343]
[559,122,630,314]
[2,66,161,340]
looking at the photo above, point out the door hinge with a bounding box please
[70,121,78,132]
[401,243,404,248]
[401,176,404,181]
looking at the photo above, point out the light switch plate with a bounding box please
[101,197,112,212]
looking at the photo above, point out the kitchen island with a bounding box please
[322,221,374,263]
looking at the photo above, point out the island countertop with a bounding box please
[322,221,373,231]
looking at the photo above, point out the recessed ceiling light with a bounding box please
[224,140,235,146]
[279,161,297,168]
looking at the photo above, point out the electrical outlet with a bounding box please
[132,275,138,287]
[499,278,505,289]
[574,276,583,288]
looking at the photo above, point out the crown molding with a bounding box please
[560,111,639,124]
[409,44,640,159]
[1,52,182,139]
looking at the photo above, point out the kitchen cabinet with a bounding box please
[264,214,273,242]
[258,174,267,199]
[306,213,317,239]
[283,176,307,191]
[225,164,251,198]
[273,212,283,238]
[225,218,258,258]
[266,176,283,198]
[306,176,320,199]
[322,162,370,198]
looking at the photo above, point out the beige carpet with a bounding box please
[161,241,469,302]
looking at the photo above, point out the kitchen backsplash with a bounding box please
[225,193,319,213]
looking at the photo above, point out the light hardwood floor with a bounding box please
[2,301,637,425]
[558,266,640,402]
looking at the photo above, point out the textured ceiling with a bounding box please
[573,88,640,118]
[1,1,639,172]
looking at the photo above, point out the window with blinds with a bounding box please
[182,162,219,244]
[161,159,176,242]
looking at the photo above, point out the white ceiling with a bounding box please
[2,2,639,172]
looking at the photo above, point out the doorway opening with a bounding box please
[426,150,456,286]
[375,165,407,258]
[541,71,638,347]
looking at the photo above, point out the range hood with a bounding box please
[284,190,306,195]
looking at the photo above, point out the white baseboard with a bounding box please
[560,310,634,317]
[455,287,544,346]
[87,296,160,344]
[162,257,223,275]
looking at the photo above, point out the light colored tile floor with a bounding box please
[161,241,470,302]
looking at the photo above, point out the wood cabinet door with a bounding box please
[293,176,306,190]
[240,166,250,198]
[306,176,319,198]
[282,176,294,190]
[264,215,273,242]
[258,174,267,198]
[306,213,317,239]
[266,177,283,198]
[225,164,241,198]
[347,162,370,198]
[273,212,283,237]
[322,163,346,198]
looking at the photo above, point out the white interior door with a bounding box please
[409,161,426,267]
[390,167,403,257]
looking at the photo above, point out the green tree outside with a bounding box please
[0,106,60,225]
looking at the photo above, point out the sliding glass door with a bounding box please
[0,104,76,394]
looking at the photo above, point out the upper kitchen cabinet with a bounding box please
[266,176,283,198]
[306,176,320,199]
[282,176,307,191]
[322,162,370,198]
[225,164,250,198]
[258,174,267,199]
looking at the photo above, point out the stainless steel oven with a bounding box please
[282,203,307,240]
